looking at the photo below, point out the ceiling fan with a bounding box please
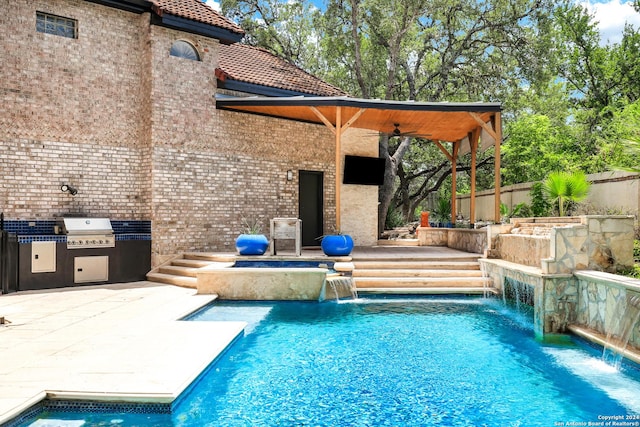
[390,123,416,137]
[372,123,429,138]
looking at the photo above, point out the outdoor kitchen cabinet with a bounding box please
[31,241,56,273]
[18,239,151,291]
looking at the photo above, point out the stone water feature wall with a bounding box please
[573,271,640,352]
[481,215,638,350]
[487,216,634,274]
[480,258,575,337]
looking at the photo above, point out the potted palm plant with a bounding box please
[433,198,452,227]
[235,218,269,255]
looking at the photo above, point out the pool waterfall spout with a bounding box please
[326,276,358,301]
[502,277,535,310]
[602,295,640,368]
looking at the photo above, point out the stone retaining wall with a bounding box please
[417,227,486,254]
[486,216,634,274]
[494,235,550,267]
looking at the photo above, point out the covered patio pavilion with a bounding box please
[216,95,503,229]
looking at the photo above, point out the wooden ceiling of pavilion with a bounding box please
[216,96,503,224]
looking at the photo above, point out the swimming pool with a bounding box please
[15,297,640,426]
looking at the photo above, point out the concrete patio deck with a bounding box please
[0,282,245,425]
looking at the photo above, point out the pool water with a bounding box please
[18,297,640,426]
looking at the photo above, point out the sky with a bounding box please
[203,0,640,45]
[580,0,640,44]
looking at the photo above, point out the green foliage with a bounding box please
[432,198,452,224]
[222,0,640,219]
[385,207,405,230]
[502,113,576,185]
[619,239,640,279]
[240,217,264,234]
[511,203,533,218]
[500,202,533,222]
[608,100,640,172]
[221,0,321,68]
[542,171,591,216]
[619,265,640,279]
[529,182,552,217]
[500,202,509,218]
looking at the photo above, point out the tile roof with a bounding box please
[217,44,347,97]
[150,0,244,36]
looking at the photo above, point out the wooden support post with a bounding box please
[494,113,502,223]
[451,141,459,225]
[335,107,342,231]
[469,128,480,225]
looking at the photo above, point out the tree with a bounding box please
[552,4,640,174]
[221,0,321,67]
[542,171,591,216]
[221,0,631,230]
[318,0,560,232]
[607,100,640,173]
[501,114,575,185]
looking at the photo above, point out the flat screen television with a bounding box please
[342,155,386,186]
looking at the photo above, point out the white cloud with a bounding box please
[579,0,640,45]
[204,0,221,12]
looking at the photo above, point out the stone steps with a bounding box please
[146,250,495,296]
[351,251,493,295]
[354,276,490,288]
[182,252,236,262]
[353,261,481,270]
[357,287,497,295]
[147,253,235,288]
[509,221,581,236]
[145,272,197,288]
[158,265,199,278]
[171,258,215,268]
[354,269,484,278]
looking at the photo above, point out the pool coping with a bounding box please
[0,282,245,425]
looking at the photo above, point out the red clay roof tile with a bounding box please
[150,0,243,35]
[218,44,347,96]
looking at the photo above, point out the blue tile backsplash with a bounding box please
[2,219,57,235]
[2,219,151,243]
[112,220,152,234]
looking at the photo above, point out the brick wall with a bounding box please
[0,0,150,218]
[1,0,373,268]
[145,25,338,264]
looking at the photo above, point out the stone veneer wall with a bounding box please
[339,128,379,247]
[482,259,640,355]
[416,227,448,246]
[574,271,640,351]
[541,216,634,274]
[416,228,486,254]
[485,216,634,274]
[447,229,486,254]
[495,235,551,267]
[481,214,639,355]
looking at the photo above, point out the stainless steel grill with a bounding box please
[60,218,115,249]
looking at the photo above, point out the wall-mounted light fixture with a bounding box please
[61,184,78,196]
[286,170,294,181]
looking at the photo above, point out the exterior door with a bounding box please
[299,171,324,246]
